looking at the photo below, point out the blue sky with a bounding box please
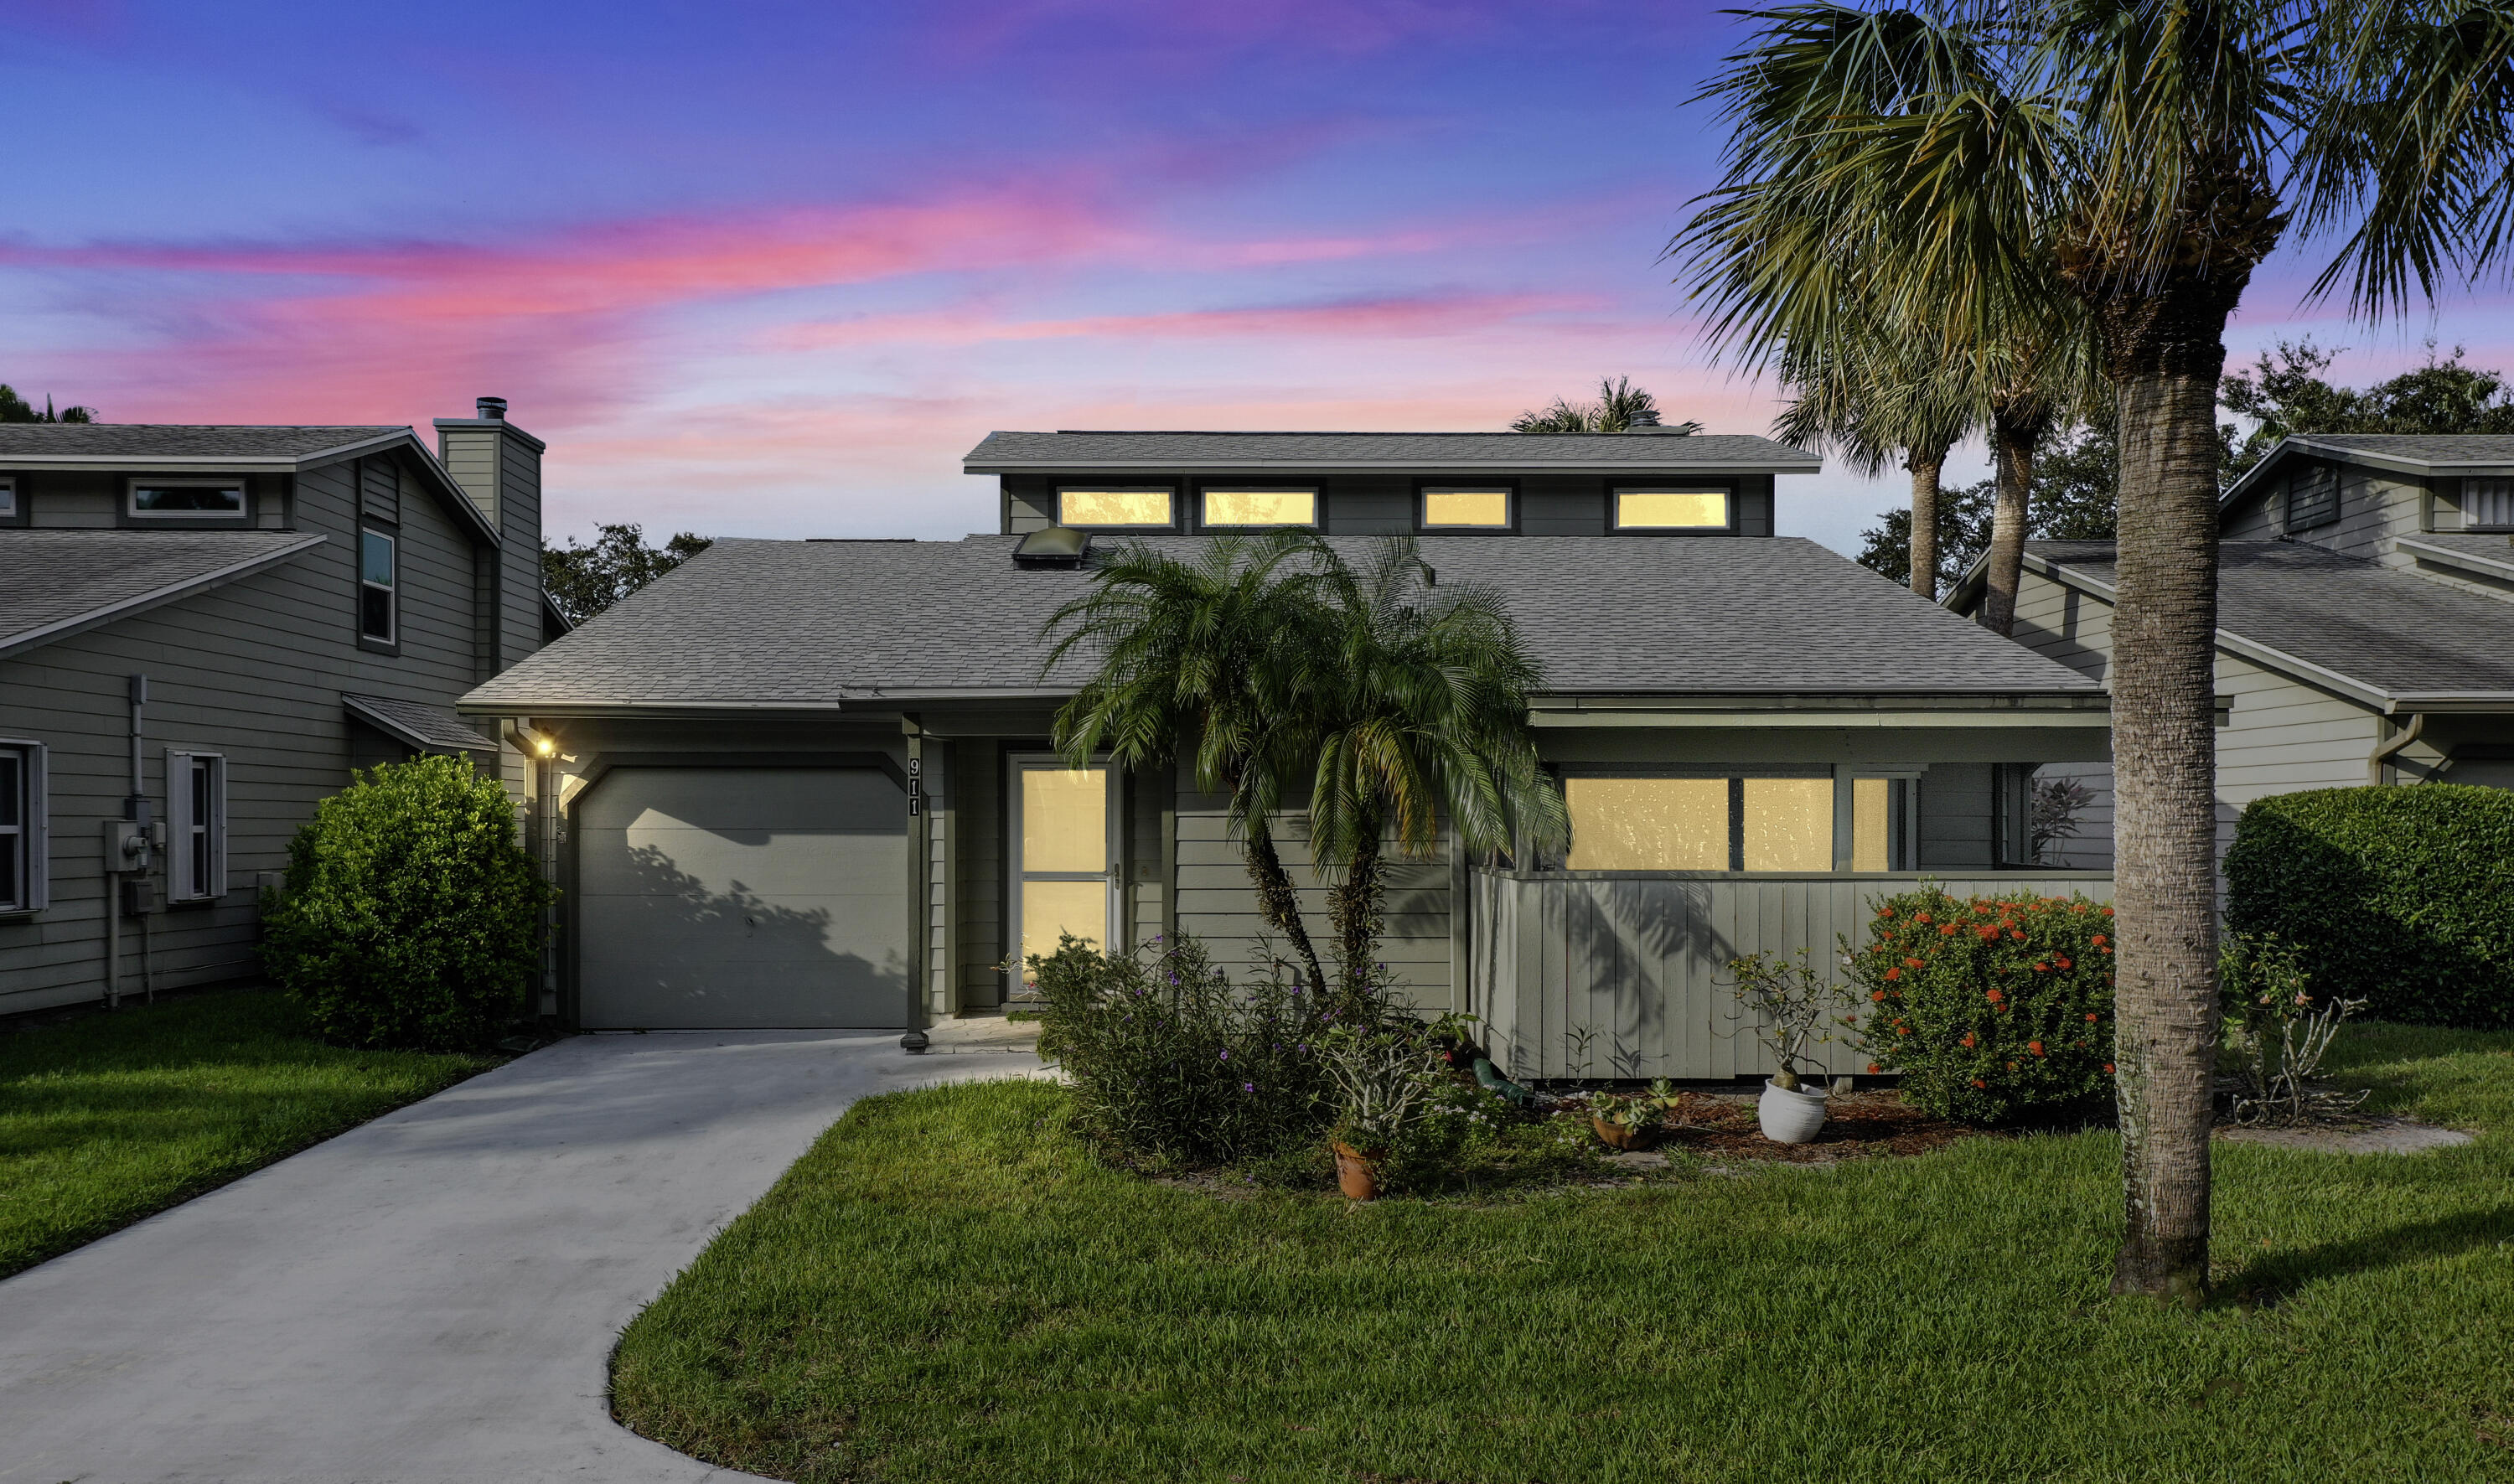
[3,0,2504,551]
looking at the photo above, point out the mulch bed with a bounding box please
[1596,1089,1984,1166]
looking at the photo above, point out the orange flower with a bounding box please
[2090,933,2107,947]
[2033,962,2050,972]
[2006,1061,2018,1071]
[1916,912,1933,924]
[1976,926,1999,941]
[1886,969,1901,981]
[2101,907,2114,917]
[1870,989,1888,1002]
[2010,930,2027,941]
[2054,956,2073,970]
[2085,1012,2098,1023]
[1971,1078,1987,1088]
[2101,947,2113,955]
[1940,923,1958,937]
[2028,1041,2046,1057]
[1960,1032,1977,1049]
[1904,957,1925,970]
[2103,1062,2115,1073]
[1866,1063,1883,1075]
[1984,988,2004,1004]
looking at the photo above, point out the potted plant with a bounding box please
[1725,950,1854,1143]
[1587,1078,1680,1149]
[1319,1024,1442,1200]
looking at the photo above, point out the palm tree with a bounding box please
[1772,332,1977,600]
[1042,533,1332,993]
[1512,376,1703,433]
[1679,0,2514,1303]
[1286,536,1570,1005]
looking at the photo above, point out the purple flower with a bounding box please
[1219,1049,1230,1061]
[1243,1082,1255,1093]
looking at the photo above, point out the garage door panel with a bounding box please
[575,768,909,1029]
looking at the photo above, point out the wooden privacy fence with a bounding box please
[1469,869,2116,1082]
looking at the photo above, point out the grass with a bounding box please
[613,1022,2514,1484]
[0,985,499,1278]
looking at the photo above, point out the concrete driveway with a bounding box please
[0,1028,1045,1484]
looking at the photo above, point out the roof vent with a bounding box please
[1012,525,1092,569]
[1626,407,1660,427]
[476,396,508,421]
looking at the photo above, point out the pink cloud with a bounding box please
[773,290,1606,350]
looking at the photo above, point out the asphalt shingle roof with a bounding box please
[0,529,325,657]
[965,430,1818,469]
[0,425,406,461]
[2280,433,2514,466]
[2031,540,2514,696]
[465,535,2099,710]
[343,694,499,752]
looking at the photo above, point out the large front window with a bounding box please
[1565,773,1911,871]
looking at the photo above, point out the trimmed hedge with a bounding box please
[2224,784,2514,1029]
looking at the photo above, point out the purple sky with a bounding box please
[7,0,2506,554]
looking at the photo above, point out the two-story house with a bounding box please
[460,422,2113,1078]
[0,400,556,1017]
[1951,433,2514,869]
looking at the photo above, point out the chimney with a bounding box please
[476,396,508,421]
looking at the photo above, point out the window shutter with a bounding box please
[206,757,225,900]
[166,748,195,900]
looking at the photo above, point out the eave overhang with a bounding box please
[0,531,326,661]
[965,457,1823,475]
[1527,691,2110,728]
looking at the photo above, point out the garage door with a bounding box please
[574,768,909,1028]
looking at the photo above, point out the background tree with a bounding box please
[1855,415,2118,588]
[1776,332,1977,599]
[541,523,712,625]
[1044,534,1332,993]
[2221,339,2514,480]
[1511,376,1701,433]
[0,385,96,422]
[1289,535,1568,1004]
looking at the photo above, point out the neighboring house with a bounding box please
[0,401,557,1017]
[463,427,2112,1079]
[1948,433,2514,870]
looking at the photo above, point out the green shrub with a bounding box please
[2224,784,2514,1028]
[261,755,551,1051]
[1032,933,1348,1164]
[1849,886,2117,1124]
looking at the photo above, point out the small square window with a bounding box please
[0,479,15,519]
[1057,487,1174,527]
[130,481,246,518]
[360,529,396,643]
[1614,487,1730,530]
[1420,486,1512,529]
[1200,487,1317,527]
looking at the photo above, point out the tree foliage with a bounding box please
[1856,418,2118,588]
[541,523,711,625]
[0,385,95,422]
[1510,376,1699,434]
[2220,339,2514,480]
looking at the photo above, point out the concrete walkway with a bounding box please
[0,1030,1047,1484]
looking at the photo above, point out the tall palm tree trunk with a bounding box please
[1243,821,1327,994]
[1907,446,1948,600]
[1976,404,2046,636]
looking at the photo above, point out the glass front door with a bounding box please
[1013,761,1115,991]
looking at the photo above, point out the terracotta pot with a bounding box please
[1330,1140,1383,1200]
[1591,1115,1648,1150]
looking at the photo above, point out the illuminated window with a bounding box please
[1851,777,1892,871]
[1058,486,1174,527]
[1614,487,1730,530]
[129,480,246,519]
[1201,487,1317,527]
[1565,778,1728,870]
[1420,486,1512,529]
[1742,778,1831,871]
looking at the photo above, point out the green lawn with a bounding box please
[0,986,499,1278]
[613,1023,2514,1484]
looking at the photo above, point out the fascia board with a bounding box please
[0,533,326,660]
[965,458,1823,474]
[2024,556,2398,709]
[1529,710,2113,729]
[2394,535,2514,582]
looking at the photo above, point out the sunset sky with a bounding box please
[6,0,2504,553]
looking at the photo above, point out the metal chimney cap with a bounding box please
[1625,406,1661,427]
[475,396,509,421]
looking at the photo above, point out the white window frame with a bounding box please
[127,478,247,520]
[1006,752,1121,994]
[359,527,397,644]
[167,748,226,902]
[2465,477,2514,530]
[1198,484,1320,529]
[0,740,47,914]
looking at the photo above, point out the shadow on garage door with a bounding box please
[573,766,910,1029]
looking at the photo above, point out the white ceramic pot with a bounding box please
[1757,1078,1829,1143]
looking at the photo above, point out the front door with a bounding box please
[1010,758,1117,995]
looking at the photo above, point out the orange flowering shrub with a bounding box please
[1849,886,2116,1124]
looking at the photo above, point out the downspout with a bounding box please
[2369,711,2427,785]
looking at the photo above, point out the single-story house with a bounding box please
[461,425,2113,1078]
[1949,433,2514,870]
[0,401,557,1017]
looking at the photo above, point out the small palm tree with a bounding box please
[1042,533,1331,993]
[1285,536,1570,1004]
[1772,331,1978,600]
[1512,376,1702,433]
